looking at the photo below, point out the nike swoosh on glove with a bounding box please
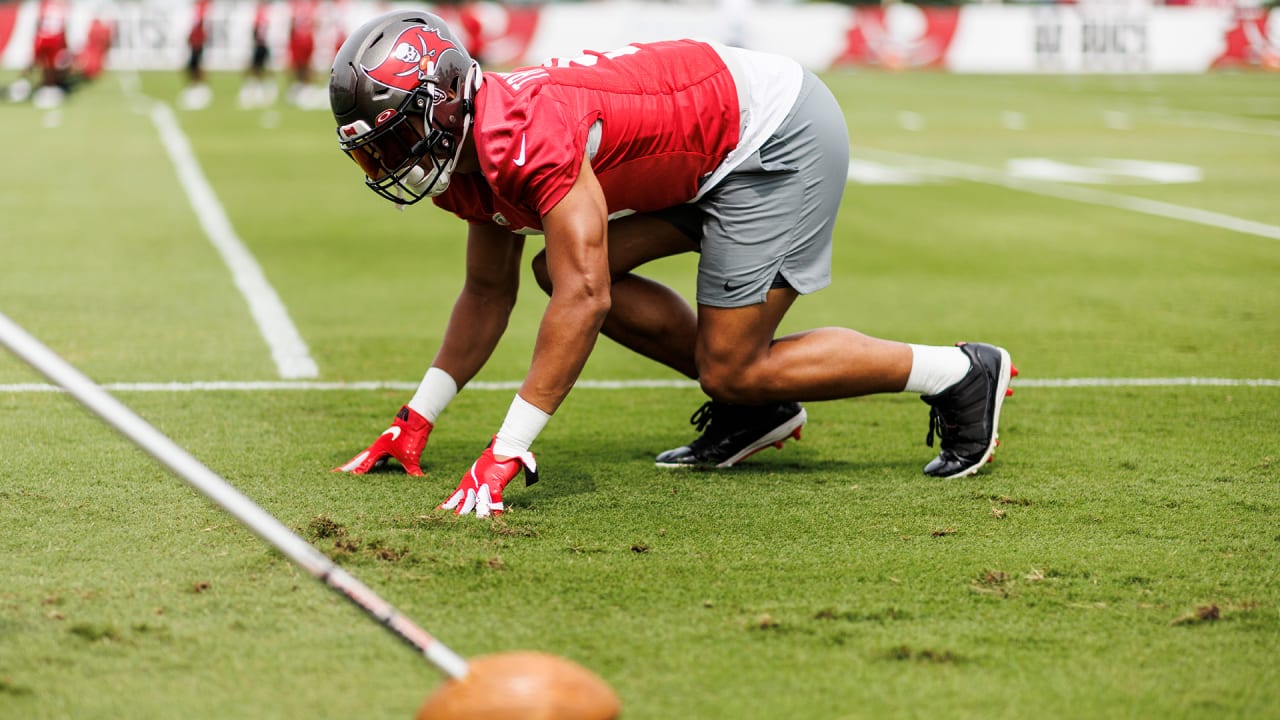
[439,443,538,518]
[334,406,433,476]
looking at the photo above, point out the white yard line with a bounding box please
[852,147,1280,242]
[1,377,1276,393]
[1012,377,1280,388]
[148,103,319,379]
[1148,108,1280,138]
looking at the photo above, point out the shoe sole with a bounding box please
[937,346,1012,479]
[655,407,808,469]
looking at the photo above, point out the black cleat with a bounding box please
[921,342,1016,479]
[656,401,806,468]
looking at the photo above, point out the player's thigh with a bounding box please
[695,287,797,375]
[605,208,701,275]
[532,208,700,284]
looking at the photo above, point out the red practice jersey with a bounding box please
[189,0,211,48]
[254,3,270,45]
[289,0,317,66]
[76,18,113,78]
[434,40,741,233]
[32,0,69,65]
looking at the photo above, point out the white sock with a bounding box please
[493,394,551,457]
[407,367,457,423]
[904,344,971,396]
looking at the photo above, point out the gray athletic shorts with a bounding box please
[691,70,850,308]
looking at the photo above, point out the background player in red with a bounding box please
[286,0,318,106]
[456,1,488,66]
[239,0,276,109]
[328,11,1016,517]
[74,16,114,82]
[29,0,70,105]
[179,0,213,110]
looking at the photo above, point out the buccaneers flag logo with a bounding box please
[362,26,461,91]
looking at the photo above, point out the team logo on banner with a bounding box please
[838,5,960,70]
[362,26,462,91]
[1213,10,1280,70]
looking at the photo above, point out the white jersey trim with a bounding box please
[693,42,805,201]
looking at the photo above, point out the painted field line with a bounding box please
[148,102,319,379]
[1148,108,1280,138]
[2,377,1277,394]
[853,146,1280,242]
[1012,377,1280,388]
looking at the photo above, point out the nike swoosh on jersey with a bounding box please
[513,134,527,167]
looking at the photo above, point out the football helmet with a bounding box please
[329,11,481,204]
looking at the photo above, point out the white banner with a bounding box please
[947,5,1235,73]
[0,1,1271,74]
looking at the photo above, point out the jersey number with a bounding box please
[542,45,642,68]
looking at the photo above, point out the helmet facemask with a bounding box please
[416,60,482,201]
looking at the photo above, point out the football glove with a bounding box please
[439,443,538,518]
[333,406,432,476]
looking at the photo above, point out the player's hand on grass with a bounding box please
[439,443,538,518]
[333,405,432,476]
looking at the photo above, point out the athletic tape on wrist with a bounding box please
[493,394,551,457]
[408,367,457,423]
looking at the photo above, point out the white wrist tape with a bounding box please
[408,367,458,423]
[493,394,551,457]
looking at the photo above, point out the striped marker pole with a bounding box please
[0,311,467,680]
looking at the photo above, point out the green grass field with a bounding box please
[1,68,1278,719]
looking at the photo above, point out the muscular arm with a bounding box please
[431,222,525,386]
[520,156,612,413]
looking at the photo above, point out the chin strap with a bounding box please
[400,61,480,201]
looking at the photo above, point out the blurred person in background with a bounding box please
[456,1,488,66]
[11,2,113,106]
[179,0,213,110]
[27,0,71,107]
[327,11,1016,518]
[74,14,114,83]
[239,0,277,108]
[286,0,319,106]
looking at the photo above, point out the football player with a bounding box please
[286,0,318,106]
[238,0,276,109]
[29,0,71,104]
[75,16,114,83]
[329,11,1016,517]
[178,0,213,110]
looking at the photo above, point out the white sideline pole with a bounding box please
[0,312,468,680]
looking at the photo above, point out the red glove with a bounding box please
[333,406,432,476]
[439,443,538,518]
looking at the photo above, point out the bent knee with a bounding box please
[697,364,769,405]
